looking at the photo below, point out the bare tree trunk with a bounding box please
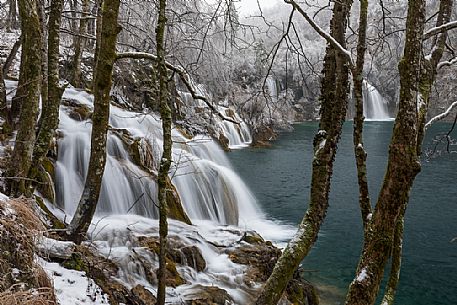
[29,0,65,193]
[0,68,7,122]
[254,1,353,304]
[73,0,89,88]
[68,0,121,243]
[7,0,42,196]
[2,36,22,77]
[6,0,18,31]
[345,0,453,303]
[352,0,371,232]
[38,0,48,120]
[92,0,103,89]
[156,0,170,304]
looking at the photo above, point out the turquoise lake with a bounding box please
[228,121,457,305]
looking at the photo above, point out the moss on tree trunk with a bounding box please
[69,0,121,243]
[7,0,42,196]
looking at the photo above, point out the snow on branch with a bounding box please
[284,0,354,66]
[438,57,457,69]
[116,52,239,124]
[423,20,457,40]
[425,101,457,130]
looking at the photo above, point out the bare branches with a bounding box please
[116,51,240,124]
[284,0,354,66]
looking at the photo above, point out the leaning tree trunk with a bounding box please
[28,0,65,193]
[69,0,121,244]
[156,0,170,304]
[0,67,7,122]
[254,1,353,304]
[7,0,42,196]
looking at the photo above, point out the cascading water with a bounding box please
[265,76,278,103]
[362,80,391,120]
[55,87,258,226]
[177,89,252,149]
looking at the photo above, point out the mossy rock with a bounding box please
[63,252,87,272]
[240,230,265,245]
[184,285,234,305]
[34,195,66,230]
[166,177,192,225]
[218,133,230,151]
[131,285,157,304]
[285,279,319,305]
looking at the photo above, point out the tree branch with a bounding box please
[284,0,354,67]
[423,20,457,40]
[116,52,240,124]
[425,101,457,130]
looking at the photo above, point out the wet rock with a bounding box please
[62,99,92,121]
[218,133,230,151]
[131,285,157,305]
[172,246,206,272]
[284,278,319,305]
[252,125,277,147]
[184,285,234,305]
[240,230,265,245]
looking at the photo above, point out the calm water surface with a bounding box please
[228,122,457,305]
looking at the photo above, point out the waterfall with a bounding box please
[55,87,258,225]
[362,80,391,120]
[265,76,278,102]
[177,89,252,149]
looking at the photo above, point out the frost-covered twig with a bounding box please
[423,20,457,40]
[116,52,240,124]
[425,101,457,130]
[284,0,354,66]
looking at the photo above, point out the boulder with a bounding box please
[184,285,234,305]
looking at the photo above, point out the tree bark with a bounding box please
[73,0,90,88]
[69,0,121,243]
[156,0,170,304]
[345,1,453,303]
[254,1,353,304]
[7,0,42,196]
[2,37,21,77]
[29,0,65,192]
[0,68,7,122]
[352,0,371,232]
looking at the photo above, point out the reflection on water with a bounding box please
[228,121,457,305]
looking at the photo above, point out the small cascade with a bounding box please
[362,80,391,120]
[55,87,258,225]
[265,76,278,102]
[177,88,252,149]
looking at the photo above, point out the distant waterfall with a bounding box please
[177,90,252,149]
[265,76,278,102]
[55,88,259,225]
[362,81,391,120]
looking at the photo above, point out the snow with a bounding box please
[356,268,368,282]
[0,191,9,201]
[367,213,372,221]
[38,257,110,305]
[37,237,76,259]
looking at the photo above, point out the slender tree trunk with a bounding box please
[345,1,453,303]
[73,0,89,88]
[2,37,21,77]
[38,0,48,121]
[7,0,18,31]
[156,0,170,304]
[69,0,121,243]
[0,68,7,122]
[254,1,353,304]
[352,0,371,231]
[11,36,26,122]
[92,0,103,89]
[29,0,65,190]
[7,0,42,196]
